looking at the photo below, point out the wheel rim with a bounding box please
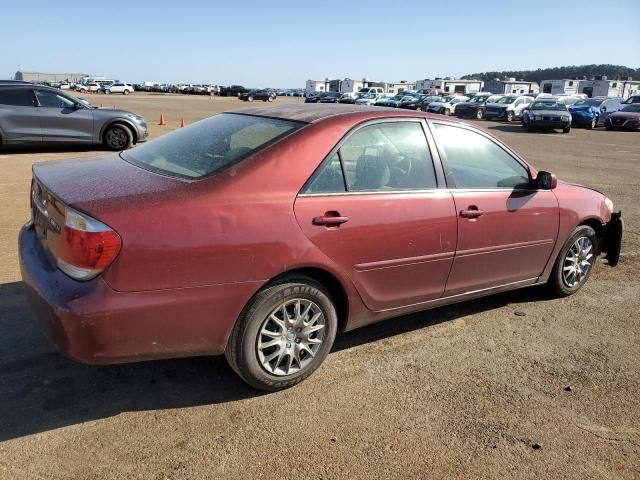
[256,299,326,376]
[476,110,483,119]
[106,127,127,149]
[562,236,594,288]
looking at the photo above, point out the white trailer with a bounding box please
[621,81,640,99]
[143,81,161,88]
[305,80,328,94]
[578,79,623,98]
[540,79,579,95]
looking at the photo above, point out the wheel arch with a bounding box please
[263,267,350,333]
[577,217,605,253]
[100,119,138,144]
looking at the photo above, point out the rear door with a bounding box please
[0,88,41,144]
[294,119,457,311]
[431,122,559,296]
[33,89,95,144]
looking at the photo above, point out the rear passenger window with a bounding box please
[305,153,346,193]
[303,122,437,194]
[341,122,437,191]
[433,123,530,189]
[0,89,33,106]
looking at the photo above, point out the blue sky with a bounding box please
[2,0,639,87]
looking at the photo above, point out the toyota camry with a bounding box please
[19,104,623,391]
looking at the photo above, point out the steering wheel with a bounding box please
[389,153,412,179]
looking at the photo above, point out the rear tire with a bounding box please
[444,108,451,116]
[123,90,130,95]
[476,109,484,120]
[225,275,338,391]
[548,225,597,297]
[248,96,254,102]
[103,123,133,151]
[587,117,596,129]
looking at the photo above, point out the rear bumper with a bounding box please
[19,224,260,364]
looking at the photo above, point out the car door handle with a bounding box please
[460,207,484,219]
[313,212,350,226]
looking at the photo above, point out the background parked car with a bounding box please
[76,83,100,93]
[455,94,502,119]
[319,92,342,103]
[240,89,275,102]
[219,85,248,97]
[0,83,147,150]
[426,96,469,116]
[398,94,428,110]
[355,93,383,106]
[103,83,134,95]
[484,95,534,122]
[568,98,606,129]
[304,92,325,103]
[338,92,359,104]
[375,94,408,107]
[522,100,572,133]
[604,104,640,131]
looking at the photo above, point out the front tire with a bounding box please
[476,109,484,120]
[103,123,133,151]
[123,90,130,95]
[247,96,254,102]
[444,108,451,116]
[549,225,597,297]
[225,275,338,391]
[563,125,571,133]
[505,111,515,122]
[587,117,596,129]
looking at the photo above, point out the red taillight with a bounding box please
[55,207,121,281]
[58,227,121,270]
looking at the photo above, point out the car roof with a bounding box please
[0,80,35,85]
[225,103,467,125]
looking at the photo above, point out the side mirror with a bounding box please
[536,171,557,190]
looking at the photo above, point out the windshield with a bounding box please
[495,96,517,104]
[122,113,304,179]
[573,99,603,107]
[531,101,567,111]
[363,93,376,99]
[468,96,488,103]
[622,104,640,113]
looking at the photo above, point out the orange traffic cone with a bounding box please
[159,113,166,125]
[180,117,186,128]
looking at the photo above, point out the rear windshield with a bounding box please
[122,113,304,179]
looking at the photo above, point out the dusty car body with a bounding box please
[19,104,622,390]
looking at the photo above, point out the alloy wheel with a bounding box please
[106,127,128,150]
[256,299,326,376]
[562,236,594,288]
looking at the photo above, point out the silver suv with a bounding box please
[0,82,148,150]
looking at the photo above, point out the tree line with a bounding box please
[461,64,640,83]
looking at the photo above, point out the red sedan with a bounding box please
[19,105,623,391]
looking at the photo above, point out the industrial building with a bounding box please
[14,71,88,83]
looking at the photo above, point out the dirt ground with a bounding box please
[0,93,638,479]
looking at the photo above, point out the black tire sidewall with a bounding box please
[550,225,597,296]
[104,123,133,151]
[228,278,338,391]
